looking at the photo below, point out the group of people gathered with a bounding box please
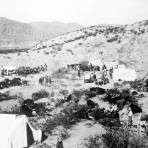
[67,62,116,86]
[1,64,47,76]
[39,75,52,86]
[17,64,47,75]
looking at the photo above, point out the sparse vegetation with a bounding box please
[85,135,102,148]
[85,127,145,148]
[102,127,145,148]
[32,89,49,101]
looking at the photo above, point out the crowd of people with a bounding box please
[39,75,52,86]
[17,64,47,75]
[1,64,47,76]
[67,62,116,86]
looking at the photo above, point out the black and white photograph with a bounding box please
[0,0,148,147]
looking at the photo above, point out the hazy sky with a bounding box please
[0,0,148,26]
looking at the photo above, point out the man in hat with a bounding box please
[56,137,64,148]
[128,107,133,126]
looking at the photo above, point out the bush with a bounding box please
[107,36,118,42]
[102,88,139,110]
[10,104,22,114]
[43,113,73,134]
[102,127,145,148]
[32,90,49,101]
[85,135,102,148]
[98,118,120,128]
[53,126,70,140]
[85,127,146,148]
[43,104,83,134]
[59,89,68,96]
[35,103,48,116]
[21,99,35,116]
[55,99,66,107]
[36,143,51,148]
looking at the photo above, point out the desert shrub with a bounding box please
[17,52,21,56]
[55,99,66,107]
[85,135,102,148]
[66,49,74,55]
[107,36,118,42]
[32,90,49,101]
[78,42,83,45]
[102,89,121,104]
[72,89,85,99]
[102,127,145,148]
[42,45,47,49]
[10,104,22,114]
[43,113,74,134]
[59,89,68,96]
[58,107,77,128]
[102,88,139,110]
[98,118,120,128]
[35,103,48,116]
[43,104,84,134]
[44,50,49,55]
[21,99,35,116]
[36,143,51,148]
[58,127,70,140]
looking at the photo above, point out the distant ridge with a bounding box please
[0,17,84,50]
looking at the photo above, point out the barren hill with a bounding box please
[0,19,148,78]
[31,19,148,78]
[0,17,83,49]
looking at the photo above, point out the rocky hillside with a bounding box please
[31,20,148,78]
[0,19,148,78]
[0,17,83,49]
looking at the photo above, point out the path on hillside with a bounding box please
[42,120,105,148]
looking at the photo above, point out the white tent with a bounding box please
[0,114,42,148]
[1,66,17,75]
[104,61,118,69]
[113,65,136,81]
[89,59,103,66]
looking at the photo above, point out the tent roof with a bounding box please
[0,114,42,148]
[1,66,16,70]
[0,114,27,139]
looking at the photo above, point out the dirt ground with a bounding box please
[0,68,148,148]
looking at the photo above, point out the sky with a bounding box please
[0,0,148,26]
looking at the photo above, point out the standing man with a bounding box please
[56,137,64,148]
[128,107,133,126]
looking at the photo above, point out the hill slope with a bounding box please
[0,19,148,78]
[0,17,83,49]
[31,19,148,78]
[30,21,83,38]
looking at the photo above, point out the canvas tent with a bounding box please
[113,65,136,81]
[104,61,118,69]
[1,66,17,75]
[0,114,42,148]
